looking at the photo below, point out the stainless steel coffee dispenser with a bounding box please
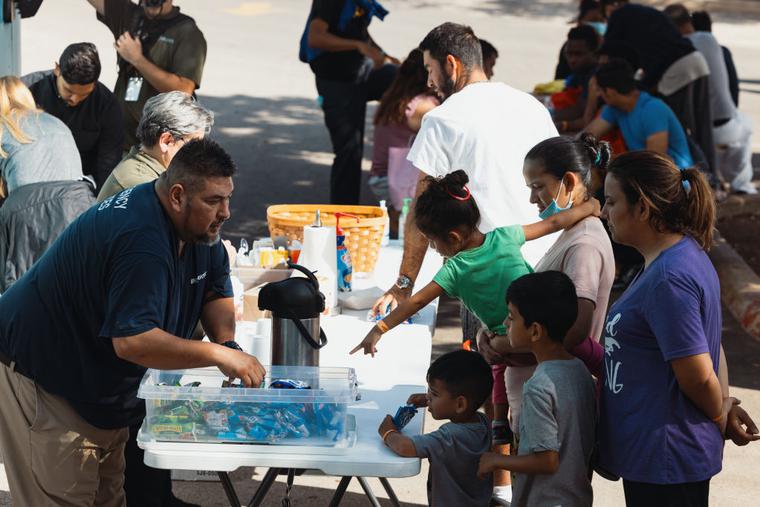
[258,262,327,367]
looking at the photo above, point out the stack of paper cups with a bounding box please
[297,225,338,311]
[235,320,272,366]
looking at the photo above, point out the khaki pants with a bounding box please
[0,362,128,507]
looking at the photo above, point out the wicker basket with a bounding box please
[267,204,386,273]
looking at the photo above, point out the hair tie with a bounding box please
[447,185,471,201]
[595,150,602,165]
[680,169,691,194]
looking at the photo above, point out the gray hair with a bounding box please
[137,91,214,147]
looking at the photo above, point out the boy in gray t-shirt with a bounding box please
[479,271,596,506]
[379,350,494,506]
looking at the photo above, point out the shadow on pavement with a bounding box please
[722,306,760,390]
[397,0,760,22]
[403,0,575,18]
[173,467,426,506]
[431,295,463,361]
[197,94,378,243]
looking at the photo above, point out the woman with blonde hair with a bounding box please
[0,77,91,291]
[0,76,82,196]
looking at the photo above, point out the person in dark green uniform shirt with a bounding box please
[86,0,207,151]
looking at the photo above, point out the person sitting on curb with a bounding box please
[585,59,694,170]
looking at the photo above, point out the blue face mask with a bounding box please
[539,181,572,220]
[586,21,607,36]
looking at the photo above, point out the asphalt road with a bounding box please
[4,1,760,505]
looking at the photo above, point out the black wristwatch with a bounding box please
[221,340,243,351]
[395,274,413,290]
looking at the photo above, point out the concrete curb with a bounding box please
[718,193,760,220]
[709,231,760,340]
[639,0,760,20]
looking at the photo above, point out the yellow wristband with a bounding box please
[382,428,398,443]
[376,320,390,334]
[712,413,723,423]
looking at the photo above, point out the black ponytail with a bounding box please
[525,134,611,192]
[415,170,480,239]
[580,132,612,173]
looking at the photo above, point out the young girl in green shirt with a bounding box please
[350,169,599,357]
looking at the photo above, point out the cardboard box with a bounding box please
[242,284,270,321]
[231,266,292,291]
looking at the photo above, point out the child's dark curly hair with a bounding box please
[414,170,480,240]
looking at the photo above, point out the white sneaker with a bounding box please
[492,485,512,506]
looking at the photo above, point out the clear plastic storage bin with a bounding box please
[138,365,359,446]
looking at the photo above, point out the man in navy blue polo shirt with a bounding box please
[0,138,265,506]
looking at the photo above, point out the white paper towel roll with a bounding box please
[297,225,338,311]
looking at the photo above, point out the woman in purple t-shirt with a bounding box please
[598,151,727,505]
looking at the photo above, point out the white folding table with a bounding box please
[139,243,443,506]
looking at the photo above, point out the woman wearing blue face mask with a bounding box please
[523,134,615,351]
[478,134,615,436]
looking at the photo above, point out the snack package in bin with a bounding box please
[141,366,358,446]
[147,399,346,443]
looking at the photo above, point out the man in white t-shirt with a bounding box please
[373,22,559,314]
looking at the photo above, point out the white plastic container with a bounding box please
[138,366,359,447]
[379,200,390,246]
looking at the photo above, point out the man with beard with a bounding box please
[22,42,124,189]
[86,0,207,151]
[372,29,558,479]
[97,91,214,507]
[0,138,265,506]
[373,22,558,314]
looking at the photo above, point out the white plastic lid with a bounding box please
[138,365,359,404]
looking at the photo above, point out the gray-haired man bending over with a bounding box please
[97,90,213,201]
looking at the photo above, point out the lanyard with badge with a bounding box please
[125,77,143,102]
[121,0,170,102]
[120,10,149,102]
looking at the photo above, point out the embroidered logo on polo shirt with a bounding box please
[190,271,208,285]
